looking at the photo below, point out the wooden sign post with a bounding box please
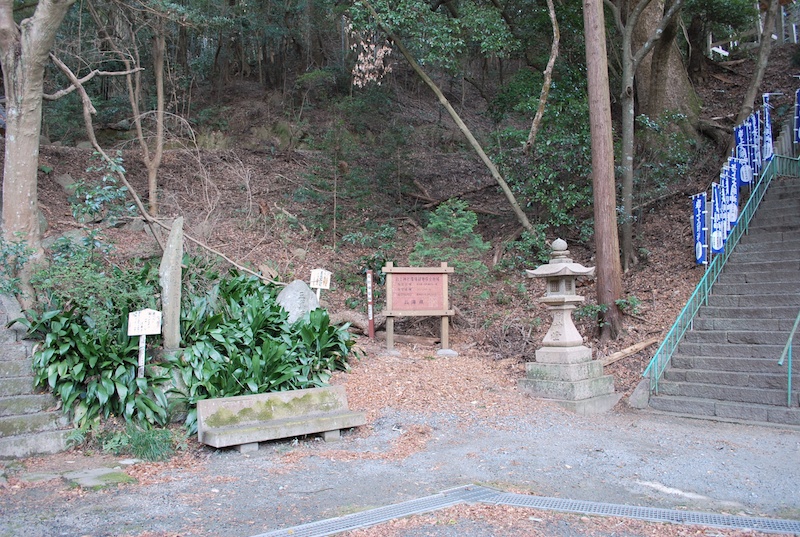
[382,262,455,354]
[128,308,163,378]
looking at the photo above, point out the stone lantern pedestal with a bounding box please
[519,239,621,415]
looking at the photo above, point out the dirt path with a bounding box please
[1,367,798,537]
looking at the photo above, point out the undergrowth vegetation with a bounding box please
[17,235,356,435]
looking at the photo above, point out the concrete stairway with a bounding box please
[0,295,69,458]
[649,176,800,425]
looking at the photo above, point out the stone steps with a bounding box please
[649,174,800,425]
[649,395,800,425]
[682,329,795,346]
[664,368,792,389]
[705,293,800,307]
[670,354,800,373]
[675,342,786,359]
[0,295,69,458]
[692,317,797,331]
[696,305,799,319]
[734,237,800,252]
[656,379,797,406]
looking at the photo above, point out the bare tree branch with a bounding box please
[358,0,536,235]
[43,65,142,101]
[523,0,559,156]
[49,51,281,286]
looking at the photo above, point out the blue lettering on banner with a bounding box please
[692,194,707,265]
[711,183,724,255]
[795,89,800,143]
[763,94,774,163]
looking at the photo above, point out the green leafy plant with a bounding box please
[69,152,134,225]
[22,308,171,427]
[410,199,491,290]
[173,272,356,433]
[574,302,609,325]
[32,237,158,335]
[615,295,642,316]
[66,419,180,461]
[0,236,33,296]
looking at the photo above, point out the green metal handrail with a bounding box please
[643,154,800,393]
[777,308,800,407]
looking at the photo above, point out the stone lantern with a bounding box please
[519,239,621,414]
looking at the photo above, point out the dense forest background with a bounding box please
[2,0,798,344]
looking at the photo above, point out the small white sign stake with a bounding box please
[128,309,163,378]
[309,268,332,301]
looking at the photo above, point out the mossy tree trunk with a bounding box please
[0,0,76,306]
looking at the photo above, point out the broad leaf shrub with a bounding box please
[21,308,170,427]
[23,244,355,433]
[172,272,356,433]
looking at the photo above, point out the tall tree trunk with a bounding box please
[584,0,623,340]
[737,0,779,124]
[686,14,707,84]
[0,0,76,305]
[608,0,684,271]
[643,0,700,133]
[147,25,166,216]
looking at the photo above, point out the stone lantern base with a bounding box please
[519,345,621,415]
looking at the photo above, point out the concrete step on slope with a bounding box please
[0,429,68,459]
[0,342,32,362]
[682,329,793,346]
[675,342,786,359]
[705,293,800,308]
[671,354,799,373]
[696,305,799,320]
[692,317,797,331]
[0,410,67,438]
[747,224,800,236]
[734,237,800,252]
[0,377,34,398]
[710,281,800,296]
[656,379,797,406]
[663,368,792,389]
[750,215,800,228]
[721,260,800,273]
[649,395,800,425]
[715,271,800,285]
[0,394,57,418]
[729,249,800,263]
[0,357,33,378]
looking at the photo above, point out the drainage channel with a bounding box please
[252,485,800,537]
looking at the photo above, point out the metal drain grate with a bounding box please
[251,485,498,537]
[488,492,800,535]
[253,485,800,536]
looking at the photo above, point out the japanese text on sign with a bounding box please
[128,309,162,336]
[390,274,444,311]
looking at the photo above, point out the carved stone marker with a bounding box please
[277,280,320,324]
[519,239,621,414]
[158,217,183,351]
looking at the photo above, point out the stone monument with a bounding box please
[158,217,183,352]
[519,239,621,414]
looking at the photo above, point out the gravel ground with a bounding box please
[1,396,798,537]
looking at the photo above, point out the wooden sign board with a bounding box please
[310,268,332,290]
[128,308,162,336]
[382,262,455,352]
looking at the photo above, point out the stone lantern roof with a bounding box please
[526,238,595,280]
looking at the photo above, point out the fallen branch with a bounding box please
[601,336,660,366]
[374,332,440,346]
